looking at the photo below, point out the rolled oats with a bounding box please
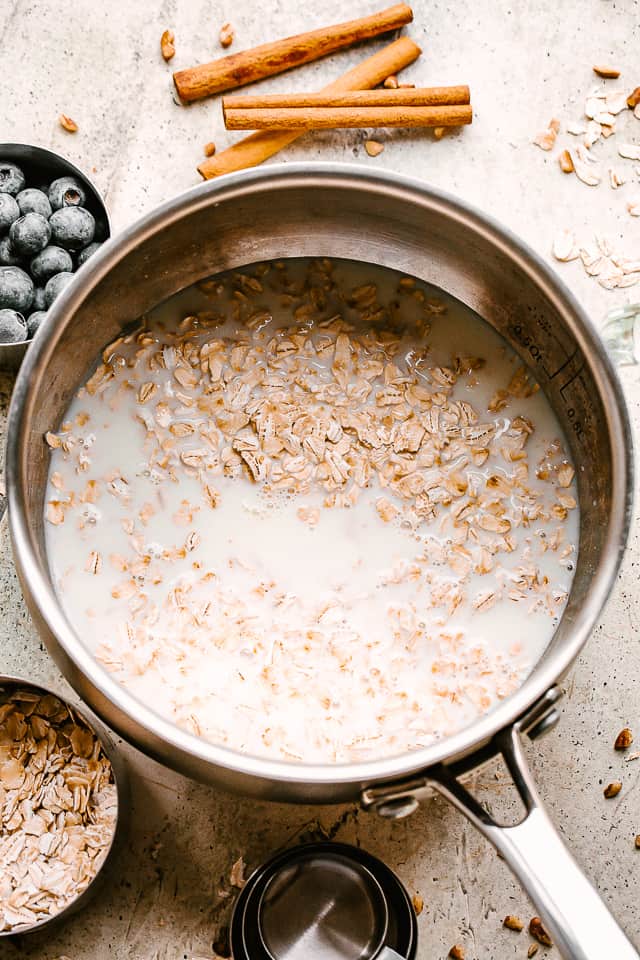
[0,686,117,933]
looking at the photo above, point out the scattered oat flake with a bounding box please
[552,230,579,262]
[619,143,640,161]
[433,126,446,140]
[383,74,399,88]
[627,197,640,217]
[365,140,385,157]
[160,29,175,61]
[503,914,524,932]
[628,87,640,109]
[606,90,629,115]
[583,120,602,148]
[528,946,539,959]
[204,142,216,158]
[573,155,601,186]
[230,856,245,888]
[219,23,234,48]
[593,65,620,79]
[533,119,559,151]
[636,835,640,848]
[412,893,424,915]
[566,121,587,136]
[59,114,78,133]
[609,167,626,189]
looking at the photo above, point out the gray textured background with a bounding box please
[0,1,639,958]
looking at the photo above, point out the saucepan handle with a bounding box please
[428,725,639,960]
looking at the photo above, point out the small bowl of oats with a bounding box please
[0,676,126,936]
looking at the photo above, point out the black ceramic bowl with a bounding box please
[0,142,110,372]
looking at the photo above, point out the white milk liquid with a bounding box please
[44,258,579,763]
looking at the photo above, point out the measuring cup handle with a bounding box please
[428,725,639,960]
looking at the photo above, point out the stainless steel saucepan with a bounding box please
[7,164,635,959]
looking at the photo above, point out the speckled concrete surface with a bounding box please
[0,1,639,958]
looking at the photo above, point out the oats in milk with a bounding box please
[44,258,578,763]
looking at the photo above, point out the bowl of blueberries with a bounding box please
[0,143,110,372]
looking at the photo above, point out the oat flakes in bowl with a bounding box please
[0,677,125,935]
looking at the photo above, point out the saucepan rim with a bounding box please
[6,162,634,791]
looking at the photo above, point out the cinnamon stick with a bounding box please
[175,3,413,103]
[222,86,470,111]
[225,103,472,130]
[198,37,421,179]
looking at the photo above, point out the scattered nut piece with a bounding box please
[615,727,634,750]
[219,23,234,48]
[204,142,217,158]
[448,946,465,960]
[160,29,175,61]
[558,149,574,173]
[593,65,620,79]
[365,140,385,157]
[503,915,524,932]
[529,917,552,947]
[604,781,622,798]
[433,126,446,140]
[59,114,78,133]
[627,87,640,109]
[383,74,399,89]
[527,946,539,959]
[635,835,640,849]
[412,893,424,915]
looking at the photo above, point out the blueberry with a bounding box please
[26,310,47,339]
[0,266,34,312]
[76,241,103,268]
[31,286,46,312]
[44,271,74,308]
[9,213,51,257]
[30,245,73,283]
[0,308,27,343]
[49,206,94,251]
[0,236,22,266]
[48,176,86,211]
[16,188,52,219]
[0,163,26,196]
[0,193,20,233]
[93,216,109,242]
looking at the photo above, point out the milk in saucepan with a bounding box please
[44,258,578,762]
